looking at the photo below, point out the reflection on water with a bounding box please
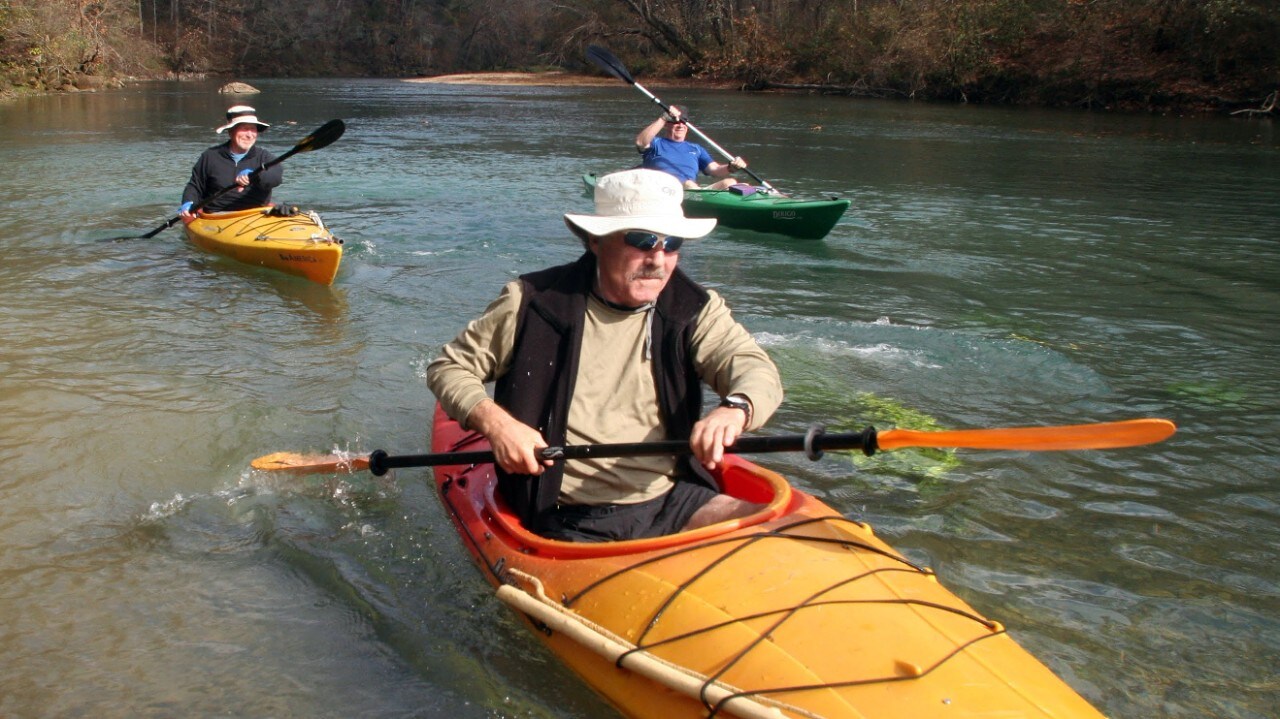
[0,78,1276,718]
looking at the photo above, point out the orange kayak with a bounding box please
[184,206,343,284]
[429,405,1105,719]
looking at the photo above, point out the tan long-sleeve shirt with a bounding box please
[426,279,783,504]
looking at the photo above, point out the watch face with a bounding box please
[721,395,752,427]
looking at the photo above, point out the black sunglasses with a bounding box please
[622,231,684,252]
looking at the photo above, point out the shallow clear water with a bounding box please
[1,78,1276,718]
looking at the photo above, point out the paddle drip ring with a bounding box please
[804,425,825,461]
[859,426,878,456]
[369,449,390,476]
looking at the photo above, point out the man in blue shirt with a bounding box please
[635,105,747,190]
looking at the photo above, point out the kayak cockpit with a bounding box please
[477,454,798,559]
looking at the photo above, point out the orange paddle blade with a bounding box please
[250,452,370,474]
[875,418,1176,452]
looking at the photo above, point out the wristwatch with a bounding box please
[719,394,753,428]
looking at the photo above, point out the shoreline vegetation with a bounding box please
[2,0,1276,116]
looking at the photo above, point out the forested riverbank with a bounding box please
[2,0,1276,114]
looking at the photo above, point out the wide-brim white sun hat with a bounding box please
[216,114,270,133]
[564,169,716,239]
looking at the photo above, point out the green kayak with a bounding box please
[584,173,850,240]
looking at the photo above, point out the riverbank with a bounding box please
[7,1,1274,116]
[405,71,1274,116]
[7,69,1271,118]
[406,71,738,91]
[407,71,612,86]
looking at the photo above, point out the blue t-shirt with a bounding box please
[641,136,714,184]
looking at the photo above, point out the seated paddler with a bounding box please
[426,169,783,542]
[636,105,747,190]
[178,105,283,222]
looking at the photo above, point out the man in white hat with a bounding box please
[427,169,783,542]
[178,105,283,221]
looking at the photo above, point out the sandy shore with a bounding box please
[405,71,734,90]
[406,72,615,87]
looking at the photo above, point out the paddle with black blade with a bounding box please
[250,418,1176,476]
[118,119,346,241]
[585,44,779,194]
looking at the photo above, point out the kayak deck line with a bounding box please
[563,515,928,609]
[199,207,339,245]
[515,516,1011,717]
[499,569,800,719]
[572,527,1004,642]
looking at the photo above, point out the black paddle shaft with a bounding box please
[136,119,346,240]
[366,426,879,476]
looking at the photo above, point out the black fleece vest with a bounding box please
[494,252,710,526]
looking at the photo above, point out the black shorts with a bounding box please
[536,481,718,543]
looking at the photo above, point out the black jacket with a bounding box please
[494,252,711,527]
[181,142,282,212]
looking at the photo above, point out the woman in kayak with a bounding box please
[427,169,783,542]
[635,105,747,190]
[177,105,283,221]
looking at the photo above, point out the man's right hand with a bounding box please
[467,399,552,475]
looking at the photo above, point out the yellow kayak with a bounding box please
[430,406,1106,719]
[183,206,343,284]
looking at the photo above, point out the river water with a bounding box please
[1,78,1276,718]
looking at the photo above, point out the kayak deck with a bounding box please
[584,173,850,240]
[429,406,1104,719]
[183,206,343,284]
